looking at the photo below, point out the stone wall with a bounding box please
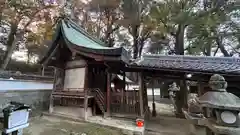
[0,89,52,117]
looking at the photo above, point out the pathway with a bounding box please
[146,99,189,135]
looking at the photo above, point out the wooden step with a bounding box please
[52,91,85,96]
[95,98,105,113]
[52,95,85,99]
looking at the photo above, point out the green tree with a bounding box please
[186,0,240,56]
[69,0,121,47]
[119,0,155,58]
[25,14,57,63]
[0,0,56,69]
[147,0,240,116]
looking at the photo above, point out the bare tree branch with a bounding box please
[23,5,56,30]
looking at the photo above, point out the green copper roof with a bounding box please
[59,19,129,57]
[61,20,114,50]
[40,18,130,65]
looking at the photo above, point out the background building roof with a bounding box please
[131,54,240,75]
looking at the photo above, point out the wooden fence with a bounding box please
[110,90,139,115]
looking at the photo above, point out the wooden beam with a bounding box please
[138,72,144,118]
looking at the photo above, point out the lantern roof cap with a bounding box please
[198,91,240,111]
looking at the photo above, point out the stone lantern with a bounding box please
[168,82,179,98]
[168,82,180,110]
[198,74,240,135]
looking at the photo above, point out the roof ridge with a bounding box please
[64,18,108,47]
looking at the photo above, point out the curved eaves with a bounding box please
[60,20,124,56]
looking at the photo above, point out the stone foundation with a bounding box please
[0,89,51,116]
[52,106,93,118]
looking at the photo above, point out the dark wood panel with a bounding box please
[110,91,139,115]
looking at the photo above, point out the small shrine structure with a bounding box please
[40,17,240,121]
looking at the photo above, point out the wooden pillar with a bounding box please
[123,72,126,90]
[49,68,57,114]
[123,72,126,111]
[152,80,156,117]
[197,81,203,96]
[134,88,137,113]
[160,84,161,100]
[83,65,89,120]
[138,72,144,118]
[93,99,96,116]
[41,66,45,76]
[121,88,124,113]
[84,89,89,121]
[106,72,111,116]
[143,81,149,116]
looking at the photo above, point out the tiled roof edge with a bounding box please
[142,54,240,64]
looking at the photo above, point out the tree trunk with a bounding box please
[175,79,188,118]
[138,37,145,58]
[104,9,112,47]
[1,24,18,70]
[175,25,185,55]
[174,24,188,117]
[216,36,231,57]
[206,44,211,56]
[27,51,31,64]
[132,25,139,59]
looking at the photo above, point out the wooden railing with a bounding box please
[52,88,90,107]
[93,89,105,104]
[51,88,106,113]
[92,88,106,113]
[111,90,139,115]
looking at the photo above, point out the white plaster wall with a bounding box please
[0,79,53,90]
[124,84,161,96]
[147,88,161,96]
[65,59,86,68]
[64,68,86,91]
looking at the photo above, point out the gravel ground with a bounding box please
[146,99,189,135]
[22,98,189,135]
[148,101,175,117]
[24,116,124,135]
